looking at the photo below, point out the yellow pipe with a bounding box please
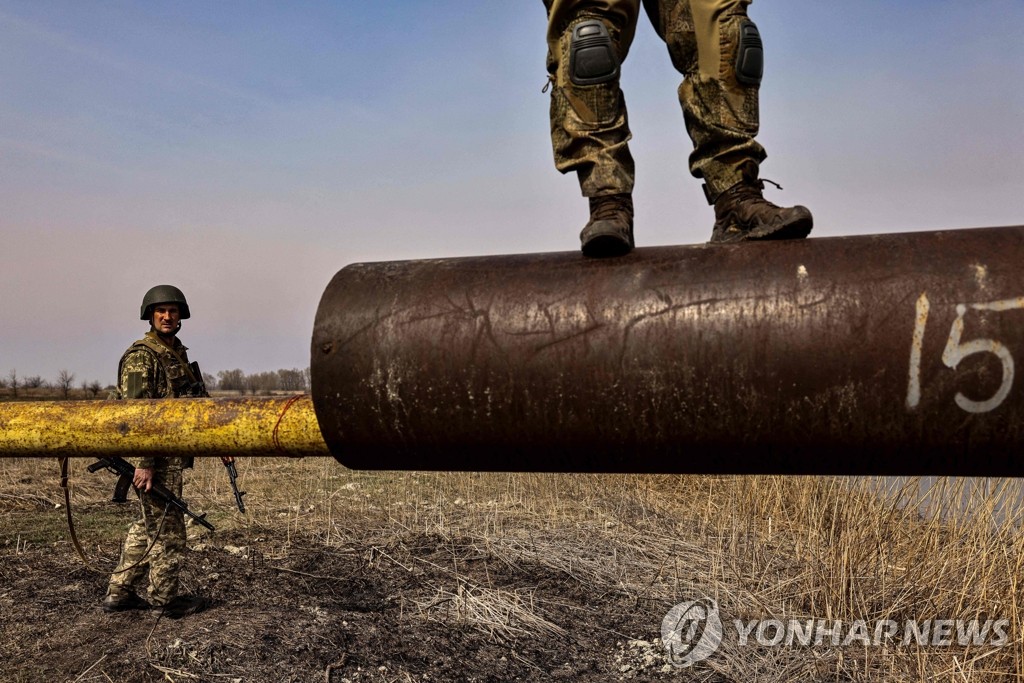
[0,396,330,458]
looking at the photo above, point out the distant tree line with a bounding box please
[2,366,310,399]
[1,368,105,399]
[209,367,310,395]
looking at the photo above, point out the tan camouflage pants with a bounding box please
[106,467,186,607]
[545,0,766,202]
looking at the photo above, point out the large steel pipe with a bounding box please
[312,226,1024,475]
[0,397,328,459]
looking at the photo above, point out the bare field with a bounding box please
[1,456,1022,682]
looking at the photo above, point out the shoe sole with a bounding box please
[102,599,149,613]
[747,214,813,241]
[160,597,210,619]
[582,234,633,258]
[710,208,813,244]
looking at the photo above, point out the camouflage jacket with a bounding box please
[118,330,207,470]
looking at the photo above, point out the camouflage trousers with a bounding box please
[106,468,186,607]
[545,0,766,202]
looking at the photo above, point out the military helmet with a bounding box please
[140,284,191,320]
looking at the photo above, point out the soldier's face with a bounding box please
[151,304,181,336]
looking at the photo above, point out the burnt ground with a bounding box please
[0,502,682,683]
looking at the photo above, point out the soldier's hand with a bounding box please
[134,467,154,492]
[221,456,235,464]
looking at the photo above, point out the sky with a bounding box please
[1,1,1022,386]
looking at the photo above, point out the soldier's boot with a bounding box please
[709,177,813,244]
[580,193,634,258]
[159,594,209,619]
[101,590,150,613]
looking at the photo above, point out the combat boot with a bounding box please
[159,594,209,619]
[101,591,150,613]
[580,193,634,258]
[709,177,813,244]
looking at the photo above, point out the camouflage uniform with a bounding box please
[545,0,765,202]
[106,331,205,608]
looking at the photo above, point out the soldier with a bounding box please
[101,284,221,618]
[544,0,813,256]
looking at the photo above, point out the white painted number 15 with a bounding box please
[907,293,1024,414]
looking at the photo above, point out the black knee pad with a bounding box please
[569,19,620,86]
[735,19,763,86]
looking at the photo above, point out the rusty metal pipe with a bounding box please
[0,396,328,459]
[312,226,1024,475]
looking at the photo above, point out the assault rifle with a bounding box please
[224,460,246,513]
[87,456,215,531]
[180,361,207,397]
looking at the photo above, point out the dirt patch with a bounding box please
[0,507,681,683]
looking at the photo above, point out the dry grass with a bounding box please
[2,456,1022,681]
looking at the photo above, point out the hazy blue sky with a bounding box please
[1,1,1022,385]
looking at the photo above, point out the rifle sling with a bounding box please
[58,457,169,575]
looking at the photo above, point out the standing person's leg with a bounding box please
[146,467,208,618]
[103,488,163,611]
[646,0,812,242]
[145,469,186,609]
[545,0,642,256]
